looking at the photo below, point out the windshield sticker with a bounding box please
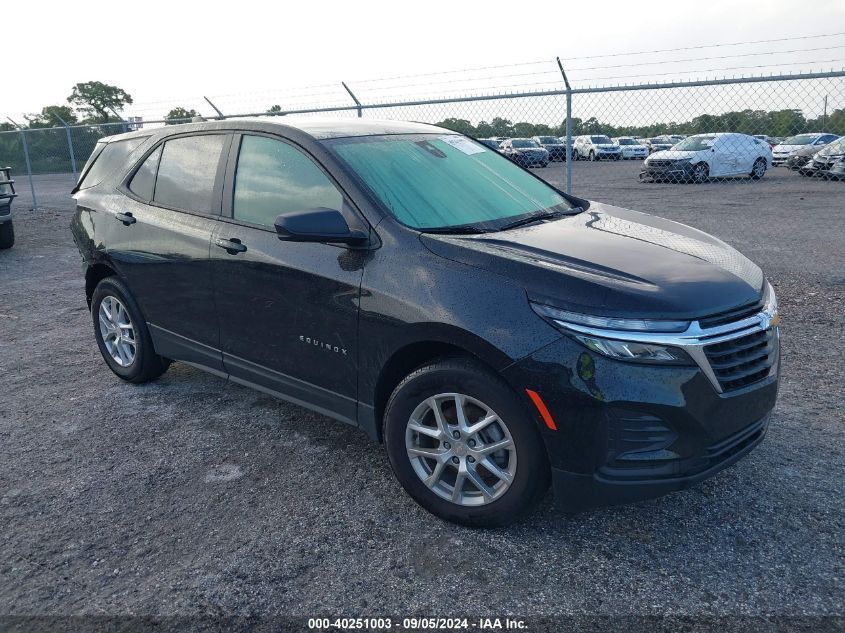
[439,135,486,155]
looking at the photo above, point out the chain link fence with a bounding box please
[2,70,843,208]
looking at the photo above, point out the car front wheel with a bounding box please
[91,276,170,383]
[384,358,550,527]
[750,158,767,180]
[692,162,710,183]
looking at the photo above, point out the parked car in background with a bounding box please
[532,136,569,161]
[614,137,649,160]
[753,135,779,149]
[70,118,781,526]
[640,133,772,183]
[771,133,838,165]
[500,138,550,167]
[823,157,845,180]
[478,138,502,151]
[573,135,622,161]
[642,137,675,154]
[557,137,579,160]
[0,167,16,249]
[797,136,845,177]
[785,144,824,171]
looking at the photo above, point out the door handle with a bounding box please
[214,237,247,254]
[115,212,136,226]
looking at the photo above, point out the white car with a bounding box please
[613,137,649,160]
[573,135,622,160]
[640,133,773,182]
[771,133,838,165]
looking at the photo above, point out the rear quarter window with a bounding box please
[77,137,147,190]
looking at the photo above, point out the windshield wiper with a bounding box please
[420,224,491,235]
[498,206,583,231]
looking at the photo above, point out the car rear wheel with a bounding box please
[0,221,14,249]
[384,358,550,527]
[750,158,767,180]
[91,276,170,383]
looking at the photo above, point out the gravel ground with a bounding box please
[1,162,843,624]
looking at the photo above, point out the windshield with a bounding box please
[511,139,539,148]
[821,137,845,153]
[591,136,612,144]
[617,138,637,145]
[649,138,669,144]
[782,134,819,145]
[328,134,573,231]
[479,139,500,149]
[536,136,559,144]
[672,135,716,151]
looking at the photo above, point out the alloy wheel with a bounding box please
[98,296,137,367]
[405,393,517,507]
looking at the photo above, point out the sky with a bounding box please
[3,0,845,123]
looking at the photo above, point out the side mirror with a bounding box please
[274,207,368,245]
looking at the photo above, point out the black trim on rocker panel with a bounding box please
[148,324,226,375]
[223,353,358,427]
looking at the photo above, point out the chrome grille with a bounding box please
[704,328,775,391]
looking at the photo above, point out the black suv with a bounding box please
[71,119,780,526]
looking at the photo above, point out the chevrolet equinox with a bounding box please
[70,119,780,526]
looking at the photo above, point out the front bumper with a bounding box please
[639,161,695,182]
[503,330,779,512]
[772,154,792,165]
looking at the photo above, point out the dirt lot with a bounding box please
[1,161,843,623]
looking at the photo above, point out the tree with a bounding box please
[67,81,133,122]
[25,105,78,128]
[435,118,476,136]
[165,107,199,125]
[268,105,282,113]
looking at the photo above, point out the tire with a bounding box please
[692,162,710,183]
[750,157,767,180]
[0,221,13,249]
[589,150,596,162]
[91,276,170,383]
[540,161,549,168]
[383,358,550,527]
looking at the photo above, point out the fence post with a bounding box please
[53,113,78,182]
[6,118,37,209]
[342,82,363,118]
[556,57,573,194]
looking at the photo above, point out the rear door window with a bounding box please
[153,134,227,214]
[77,137,146,190]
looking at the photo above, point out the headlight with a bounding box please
[573,335,691,364]
[531,303,689,333]
[763,281,780,327]
[530,302,694,365]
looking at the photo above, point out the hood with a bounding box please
[791,145,823,158]
[594,144,620,149]
[647,149,700,161]
[420,203,763,320]
[816,143,845,158]
[773,144,809,153]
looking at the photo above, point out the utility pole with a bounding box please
[823,95,828,129]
